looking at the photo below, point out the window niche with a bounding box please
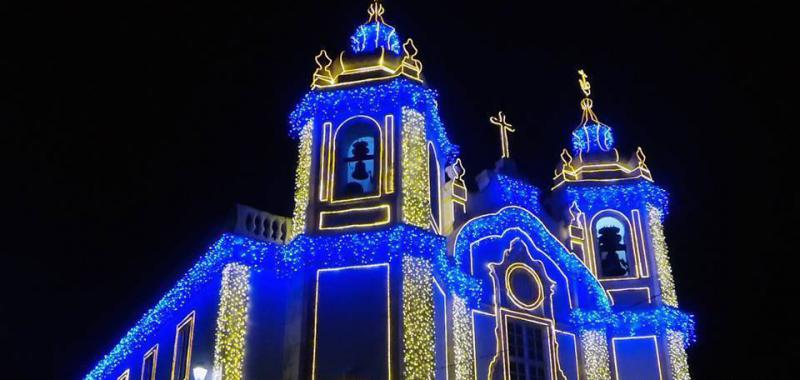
[171,312,195,380]
[506,319,550,380]
[593,214,634,278]
[333,117,382,201]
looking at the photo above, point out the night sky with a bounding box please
[7,0,794,379]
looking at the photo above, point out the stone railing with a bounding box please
[233,204,293,244]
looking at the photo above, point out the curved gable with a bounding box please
[454,206,611,312]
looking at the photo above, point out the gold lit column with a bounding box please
[402,256,435,379]
[213,263,251,380]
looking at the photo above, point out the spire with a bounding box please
[571,69,616,156]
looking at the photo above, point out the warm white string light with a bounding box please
[213,263,250,380]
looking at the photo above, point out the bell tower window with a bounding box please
[594,216,631,278]
[332,117,382,201]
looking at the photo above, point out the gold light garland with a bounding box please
[580,329,612,380]
[290,120,314,239]
[667,330,691,380]
[402,256,436,379]
[401,107,430,228]
[213,263,250,380]
[451,296,475,380]
[647,205,678,307]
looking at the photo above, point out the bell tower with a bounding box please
[552,70,690,379]
[287,1,460,238]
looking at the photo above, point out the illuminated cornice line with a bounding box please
[560,181,669,216]
[84,227,482,380]
[290,78,459,163]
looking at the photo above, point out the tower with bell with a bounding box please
[283,2,465,379]
[288,0,462,238]
[551,69,687,379]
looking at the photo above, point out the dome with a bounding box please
[349,1,402,55]
[571,122,616,155]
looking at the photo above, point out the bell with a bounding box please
[352,161,369,180]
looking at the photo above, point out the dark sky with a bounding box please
[7,0,794,379]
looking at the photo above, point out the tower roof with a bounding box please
[308,1,424,89]
[571,69,616,157]
[552,70,653,190]
[350,1,402,55]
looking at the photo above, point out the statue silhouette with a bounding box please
[597,226,629,276]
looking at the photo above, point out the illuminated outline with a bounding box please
[319,122,332,201]
[489,111,515,159]
[433,279,449,380]
[141,345,158,380]
[311,263,391,380]
[611,335,664,380]
[631,209,650,277]
[385,114,395,194]
[318,204,392,230]
[606,287,652,306]
[504,263,545,311]
[501,311,558,380]
[428,141,442,234]
[587,209,641,281]
[170,311,195,380]
[117,369,130,380]
[329,115,384,204]
[468,227,575,309]
[556,330,581,380]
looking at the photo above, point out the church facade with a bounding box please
[84,3,694,380]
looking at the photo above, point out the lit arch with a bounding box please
[588,209,639,279]
[330,115,384,202]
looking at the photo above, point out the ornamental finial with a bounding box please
[576,68,603,127]
[490,111,515,159]
[368,0,386,23]
[578,69,594,111]
[311,50,334,88]
[578,69,591,97]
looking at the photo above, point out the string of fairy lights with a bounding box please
[401,108,431,228]
[451,296,476,380]
[580,330,613,380]
[289,120,314,239]
[647,205,679,307]
[212,263,249,380]
[402,256,436,379]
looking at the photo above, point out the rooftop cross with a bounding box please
[490,111,515,159]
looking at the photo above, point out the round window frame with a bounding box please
[505,263,545,310]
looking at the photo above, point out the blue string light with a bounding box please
[571,123,615,154]
[84,226,479,380]
[494,174,544,215]
[571,306,696,347]
[289,78,460,164]
[350,21,401,55]
[564,181,669,216]
[454,206,612,312]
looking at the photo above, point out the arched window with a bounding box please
[333,117,382,200]
[594,215,633,278]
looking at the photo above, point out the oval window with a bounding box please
[505,264,544,310]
